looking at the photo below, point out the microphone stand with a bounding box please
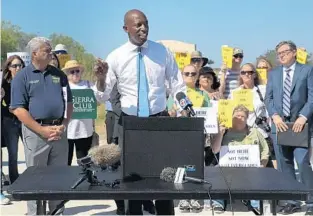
[71,165,102,189]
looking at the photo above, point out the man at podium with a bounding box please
[93,9,186,215]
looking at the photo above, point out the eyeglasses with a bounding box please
[257,66,268,69]
[191,58,202,63]
[234,54,244,59]
[240,71,254,75]
[54,50,68,55]
[277,49,292,57]
[10,64,23,69]
[69,70,80,75]
[200,75,213,80]
[183,72,197,77]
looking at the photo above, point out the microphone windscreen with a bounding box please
[88,144,121,166]
[160,167,177,182]
[176,92,186,101]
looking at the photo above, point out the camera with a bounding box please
[255,116,271,133]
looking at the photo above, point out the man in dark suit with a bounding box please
[265,41,313,215]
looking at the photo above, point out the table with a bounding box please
[7,166,311,215]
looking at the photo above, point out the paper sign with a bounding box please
[71,89,97,119]
[187,88,204,107]
[218,99,233,128]
[57,54,71,69]
[7,52,31,66]
[232,89,253,111]
[219,145,260,167]
[297,49,308,64]
[221,45,233,69]
[194,107,219,134]
[175,52,191,69]
[256,68,267,85]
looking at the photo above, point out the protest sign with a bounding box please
[296,49,308,64]
[71,89,97,119]
[7,52,31,66]
[221,45,233,69]
[194,106,218,134]
[187,88,205,107]
[219,144,260,167]
[57,54,71,68]
[175,52,190,69]
[218,99,233,128]
[232,89,253,111]
[256,68,267,85]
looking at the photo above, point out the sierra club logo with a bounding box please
[71,89,97,119]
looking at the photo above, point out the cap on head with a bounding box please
[233,48,243,56]
[190,51,208,66]
[53,44,68,52]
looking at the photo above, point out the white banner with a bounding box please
[7,52,31,66]
[219,145,260,167]
[194,107,218,134]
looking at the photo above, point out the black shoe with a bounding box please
[306,207,313,215]
[116,208,125,215]
[279,204,301,215]
[143,201,156,214]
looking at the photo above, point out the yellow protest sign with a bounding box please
[256,68,267,85]
[221,45,233,69]
[57,54,71,69]
[297,49,308,64]
[218,99,233,128]
[175,52,191,69]
[187,87,204,107]
[232,89,253,111]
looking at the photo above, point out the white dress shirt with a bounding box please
[103,40,186,116]
[283,62,296,83]
[67,80,105,139]
[230,85,269,138]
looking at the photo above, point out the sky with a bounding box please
[2,0,313,67]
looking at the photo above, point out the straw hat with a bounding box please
[62,60,84,72]
[190,51,208,67]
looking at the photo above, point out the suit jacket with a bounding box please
[265,63,313,129]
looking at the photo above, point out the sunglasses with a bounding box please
[257,66,268,69]
[69,70,80,75]
[191,58,202,63]
[240,71,254,76]
[10,64,23,69]
[234,54,244,59]
[183,72,197,77]
[54,50,68,55]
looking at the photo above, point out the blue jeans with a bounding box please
[2,117,21,183]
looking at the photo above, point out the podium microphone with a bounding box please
[160,167,211,184]
[176,92,196,117]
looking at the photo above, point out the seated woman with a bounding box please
[210,105,270,213]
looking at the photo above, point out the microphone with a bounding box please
[176,92,196,117]
[160,167,211,184]
[77,144,121,167]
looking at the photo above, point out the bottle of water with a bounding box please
[263,200,271,215]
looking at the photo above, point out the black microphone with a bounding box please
[160,167,211,184]
[176,92,196,117]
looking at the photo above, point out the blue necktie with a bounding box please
[283,68,292,117]
[137,47,150,117]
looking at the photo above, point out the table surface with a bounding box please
[7,166,310,201]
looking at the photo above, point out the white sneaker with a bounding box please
[0,194,11,205]
[179,200,191,211]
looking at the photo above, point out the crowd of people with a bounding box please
[1,8,313,216]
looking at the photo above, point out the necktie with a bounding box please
[283,68,292,117]
[137,47,150,117]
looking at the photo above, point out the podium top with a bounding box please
[122,116,204,131]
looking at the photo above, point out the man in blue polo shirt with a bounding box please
[10,37,73,215]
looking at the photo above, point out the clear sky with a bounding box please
[2,0,313,67]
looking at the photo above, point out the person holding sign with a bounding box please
[211,105,269,213]
[229,63,275,167]
[265,40,313,215]
[256,57,273,85]
[219,47,244,99]
[62,60,105,165]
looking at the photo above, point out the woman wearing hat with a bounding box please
[197,67,221,101]
[190,51,209,72]
[62,60,105,165]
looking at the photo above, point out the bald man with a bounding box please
[94,9,186,215]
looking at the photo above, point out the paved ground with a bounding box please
[0,133,307,215]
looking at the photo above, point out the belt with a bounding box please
[36,118,63,125]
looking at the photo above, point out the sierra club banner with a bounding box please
[71,89,97,119]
